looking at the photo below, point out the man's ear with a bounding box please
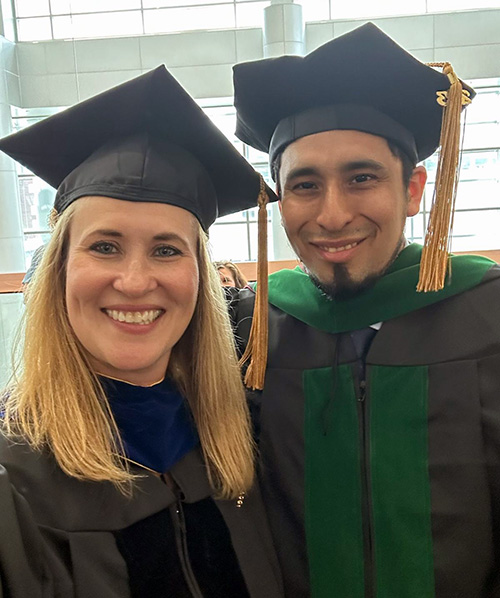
[407,165,427,217]
[278,199,282,214]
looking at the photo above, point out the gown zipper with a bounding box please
[162,474,204,598]
[357,369,375,598]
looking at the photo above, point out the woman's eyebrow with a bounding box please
[87,229,122,237]
[152,232,188,244]
[84,230,188,244]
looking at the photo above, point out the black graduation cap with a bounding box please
[233,22,475,171]
[0,65,276,231]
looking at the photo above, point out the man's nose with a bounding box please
[315,184,355,231]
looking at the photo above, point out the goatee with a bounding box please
[307,239,405,301]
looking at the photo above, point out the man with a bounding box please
[21,243,45,298]
[231,23,500,598]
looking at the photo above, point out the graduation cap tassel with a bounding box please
[239,176,269,390]
[417,62,467,292]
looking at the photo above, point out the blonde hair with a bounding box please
[3,204,254,499]
[215,260,248,289]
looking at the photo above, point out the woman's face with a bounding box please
[65,197,200,386]
[218,266,236,287]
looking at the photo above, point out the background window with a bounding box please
[53,11,143,39]
[50,0,142,14]
[12,0,500,40]
[14,0,270,40]
[405,82,500,252]
[14,0,50,18]
[329,0,427,20]
[143,4,235,35]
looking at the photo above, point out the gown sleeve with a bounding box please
[0,464,47,598]
[223,286,240,328]
[223,286,254,358]
[479,351,500,596]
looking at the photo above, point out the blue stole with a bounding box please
[101,376,198,474]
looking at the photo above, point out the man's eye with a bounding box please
[155,245,181,258]
[90,242,117,254]
[352,174,375,184]
[293,181,317,190]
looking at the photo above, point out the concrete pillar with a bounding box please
[263,0,304,260]
[264,0,304,58]
[0,0,16,42]
[0,36,25,273]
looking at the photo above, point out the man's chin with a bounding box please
[309,266,381,301]
[304,238,405,300]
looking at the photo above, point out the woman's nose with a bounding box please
[112,259,158,296]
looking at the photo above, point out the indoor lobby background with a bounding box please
[1,0,499,385]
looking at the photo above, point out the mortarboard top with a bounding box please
[0,65,277,231]
[233,22,475,172]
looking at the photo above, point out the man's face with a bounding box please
[279,130,426,298]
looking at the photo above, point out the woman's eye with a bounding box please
[90,242,117,255]
[155,245,181,258]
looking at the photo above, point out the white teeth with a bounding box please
[105,309,162,325]
[321,241,359,253]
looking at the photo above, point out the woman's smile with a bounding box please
[103,307,164,325]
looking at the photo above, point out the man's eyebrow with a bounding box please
[284,160,387,185]
[339,159,387,172]
[283,166,321,185]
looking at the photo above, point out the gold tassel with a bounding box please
[239,175,269,390]
[417,62,470,292]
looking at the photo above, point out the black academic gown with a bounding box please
[0,437,283,598]
[231,245,500,598]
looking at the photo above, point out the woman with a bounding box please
[0,67,282,597]
[215,260,248,289]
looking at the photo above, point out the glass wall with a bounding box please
[301,0,500,23]
[14,0,270,41]
[11,107,61,269]
[406,80,500,251]
[13,0,500,41]
[0,293,24,388]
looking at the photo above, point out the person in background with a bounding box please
[0,66,282,598]
[230,22,500,598]
[215,260,248,288]
[20,243,46,298]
